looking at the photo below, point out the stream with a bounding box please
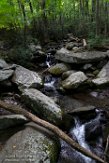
[0,52,109,163]
[43,53,108,163]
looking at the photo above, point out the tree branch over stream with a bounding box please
[0,100,106,163]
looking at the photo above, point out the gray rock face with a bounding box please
[62,71,88,89]
[48,63,70,76]
[22,88,62,124]
[0,70,14,81]
[0,59,8,69]
[92,61,109,86]
[0,115,28,130]
[55,48,108,64]
[13,65,42,90]
[0,122,59,163]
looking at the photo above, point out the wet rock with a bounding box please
[62,70,76,80]
[0,59,8,69]
[29,44,42,53]
[72,46,79,52]
[68,105,97,120]
[55,48,108,64]
[66,42,75,50]
[59,96,84,113]
[83,64,93,70]
[31,50,46,63]
[12,65,42,90]
[0,70,14,81]
[22,88,62,125]
[92,61,109,86]
[0,122,59,163]
[85,110,106,141]
[46,49,56,55]
[48,63,70,76]
[62,71,88,89]
[86,72,95,78]
[59,111,105,163]
[58,140,85,163]
[0,115,29,130]
[69,105,95,114]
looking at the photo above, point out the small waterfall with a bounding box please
[44,79,56,92]
[70,117,94,163]
[46,53,51,68]
[43,75,58,96]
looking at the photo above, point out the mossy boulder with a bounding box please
[48,63,70,76]
[0,122,60,163]
[22,88,62,125]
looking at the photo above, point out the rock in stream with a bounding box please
[55,48,108,64]
[22,88,62,125]
[12,65,42,90]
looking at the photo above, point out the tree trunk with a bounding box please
[96,0,100,36]
[17,0,27,43]
[91,0,95,22]
[0,100,106,163]
[104,2,108,37]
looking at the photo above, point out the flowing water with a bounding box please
[70,117,93,163]
[46,53,52,68]
[44,53,107,163]
[58,111,106,163]
[0,53,108,163]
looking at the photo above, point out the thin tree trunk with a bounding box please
[96,0,100,36]
[28,0,33,14]
[104,2,108,37]
[0,100,106,163]
[91,0,95,22]
[17,0,27,43]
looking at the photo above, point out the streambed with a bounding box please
[0,42,109,162]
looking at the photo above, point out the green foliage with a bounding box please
[8,45,32,67]
[88,36,109,49]
[0,0,109,40]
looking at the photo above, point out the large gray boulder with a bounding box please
[92,61,109,86]
[48,63,70,76]
[55,48,108,64]
[12,65,42,90]
[22,88,62,125]
[0,59,8,69]
[0,70,14,81]
[0,115,29,130]
[0,122,59,163]
[62,71,88,89]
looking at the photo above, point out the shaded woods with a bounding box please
[0,0,109,41]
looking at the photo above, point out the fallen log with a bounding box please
[0,100,106,163]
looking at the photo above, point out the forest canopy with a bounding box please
[0,0,109,39]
